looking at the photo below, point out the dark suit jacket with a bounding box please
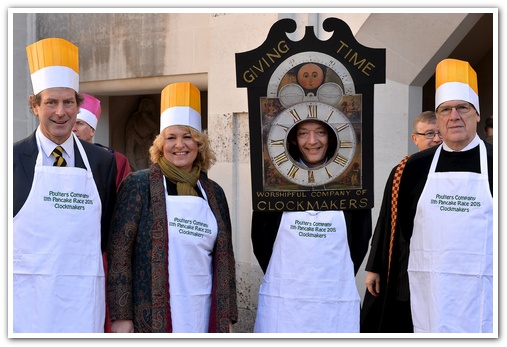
[13,131,117,251]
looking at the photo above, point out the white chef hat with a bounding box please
[435,58,479,114]
[160,82,201,133]
[26,37,79,94]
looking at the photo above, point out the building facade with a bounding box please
[10,10,495,333]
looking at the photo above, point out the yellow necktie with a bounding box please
[52,146,67,167]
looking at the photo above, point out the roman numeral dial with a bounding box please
[266,101,357,187]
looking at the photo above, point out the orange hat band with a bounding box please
[160,106,201,132]
[30,65,79,94]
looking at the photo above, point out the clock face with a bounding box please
[266,101,356,187]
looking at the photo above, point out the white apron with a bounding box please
[165,181,218,333]
[408,142,493,333]
[13,134,104,333]
[254,210,360,333]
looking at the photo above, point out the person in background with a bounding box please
[252,117,371,333]
[71,92,132,333]
[73,93,132,190]
[13,37,117,332]
[360,110,442,333]
[484,116,493,144]
[107,82,238,333]
[411,111,444,151]
[394,59,491,333]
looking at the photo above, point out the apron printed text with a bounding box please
[429,193,481,213]
[289,219,337,238]
[168,216,213,238]
[43,190,94,210]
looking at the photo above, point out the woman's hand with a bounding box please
[111,319,134,333]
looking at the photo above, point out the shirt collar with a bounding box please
[36,126,75,159]
[442,134,480,152]
[298,157,328,168]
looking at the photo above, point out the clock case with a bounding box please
[236,17,386,211]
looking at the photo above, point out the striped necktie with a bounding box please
[52,145,67,167]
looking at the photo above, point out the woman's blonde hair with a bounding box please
[149,126,216,172]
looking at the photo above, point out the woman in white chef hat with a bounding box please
[106,82,238,333]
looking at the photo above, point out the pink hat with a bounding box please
[78,93,101,129]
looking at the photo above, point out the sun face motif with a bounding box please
[267,51,355,108]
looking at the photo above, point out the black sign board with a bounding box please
[236,17,386,212]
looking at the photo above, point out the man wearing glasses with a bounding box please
[411,111,443,151]
[361,110,442,333]
[382,59,492,333]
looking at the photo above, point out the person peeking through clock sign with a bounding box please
[287,119,337,168]
[296,62,327,96]
[252,116,371,332]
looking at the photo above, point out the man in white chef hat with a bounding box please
[13,37,117,333]
[398,58,493,333]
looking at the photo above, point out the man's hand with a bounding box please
[365,271,380,297]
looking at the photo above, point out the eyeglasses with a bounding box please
[414,131,443,139]
[436,103,473,117]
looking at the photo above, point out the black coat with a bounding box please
[360,142,493,333]
[13,131,117,251]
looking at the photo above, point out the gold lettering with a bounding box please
[275,201,285,210]
[348,53,366,69]
[333,154,348,166]
[243,70,255,83]
[242,40,290,83]
[287,165,299,179]
[307,104,317,118]
[362,62,375,76]
[325,167,333,179]
[274,152,289,166]
[336,123,349,132]
[337,40,353,59]
[286,200,295,210]
[289,109,301,122]
[336,40,377,77]
[307,201,319,210]
[266,51,281,63]
[277,123,289,132]
[270,139,284,146]
[308,170,315,183]
[325,109,334,122]
[257,201,266,211]
[252,65,265,74]
[256,196,369,211]
[360,197,368,208]
[340,141,354,148]
[278,40,289,53]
